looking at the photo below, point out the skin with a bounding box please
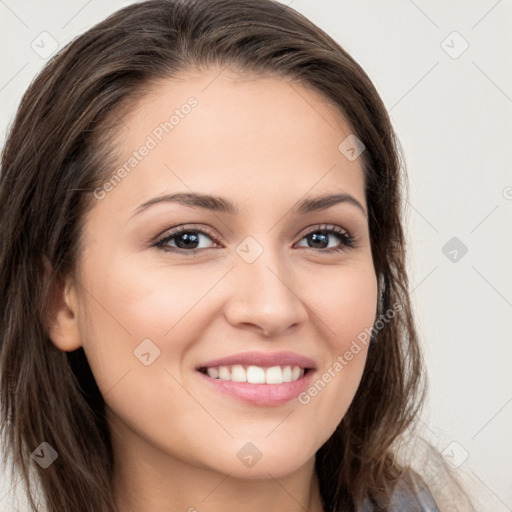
[48,67,378,512]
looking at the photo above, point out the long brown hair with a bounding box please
[0,1,471,511]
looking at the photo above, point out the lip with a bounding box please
[196,367,317,406]
[195,350,317,371]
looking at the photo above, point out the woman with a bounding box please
[0,1,474,511]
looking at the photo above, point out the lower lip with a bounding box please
[196,369,316,406]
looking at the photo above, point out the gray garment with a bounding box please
[359,473,440,512]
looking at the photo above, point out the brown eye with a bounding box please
[295,225,356,253]
[154,226,220,255]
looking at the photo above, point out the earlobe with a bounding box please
[44,257,83,352]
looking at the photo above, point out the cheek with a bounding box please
[301,259,378,345]
[74,253,228,402]
[80,254,213,344]
[74,257,216,458]
[295,262,377,434]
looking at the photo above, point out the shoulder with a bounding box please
[360,470,441,512]
[388,470,440,511]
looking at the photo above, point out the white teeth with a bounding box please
[206,367,219,379]
[265,366,283,384]
[247,365,266,384]
[202,364,306,384]
[218,366,231,381]
[230,364,246,382]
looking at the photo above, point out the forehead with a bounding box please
[94,68,366,219]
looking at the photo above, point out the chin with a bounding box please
[200,439,316,480]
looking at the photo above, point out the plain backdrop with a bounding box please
[0,1,511,510]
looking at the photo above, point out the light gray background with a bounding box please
[0,1,511,510]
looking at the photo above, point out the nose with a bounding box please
[223,243,309,338]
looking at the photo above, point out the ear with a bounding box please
[43,256,83,352]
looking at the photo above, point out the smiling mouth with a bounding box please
[197,364,311,384]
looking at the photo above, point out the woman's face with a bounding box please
[59,68,377,481]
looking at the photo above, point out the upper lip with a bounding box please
[196,351,317,370]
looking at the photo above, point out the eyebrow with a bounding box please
[131,191,367,218]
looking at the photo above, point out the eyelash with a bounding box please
[153,224,357,256]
